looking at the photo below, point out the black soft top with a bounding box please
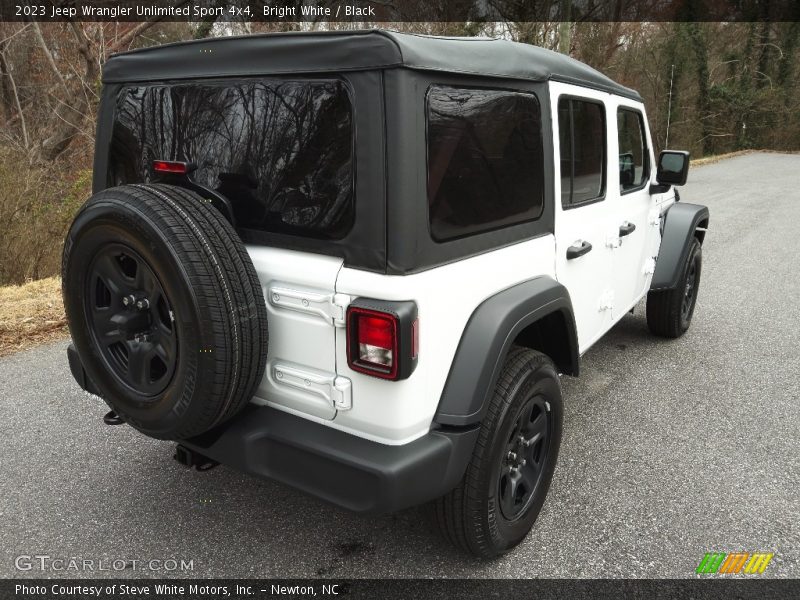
[102,29,641,101]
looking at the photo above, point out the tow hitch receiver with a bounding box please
[173,444,219,471]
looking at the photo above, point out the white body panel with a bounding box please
[335,236,556,444]
[245,237,555,445]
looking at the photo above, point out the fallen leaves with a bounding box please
[0,276,68,357]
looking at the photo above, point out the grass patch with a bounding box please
[0,276,68,357]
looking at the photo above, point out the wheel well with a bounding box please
[695,218,708,244]
[512,310,577,376]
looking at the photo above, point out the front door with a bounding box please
[608,103,661,314]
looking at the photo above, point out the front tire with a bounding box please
[430,348,563,558]
[646,237,702,338]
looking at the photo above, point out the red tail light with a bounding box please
[152,160,195,175]
[346,301,418,381]
[355,312,396,374]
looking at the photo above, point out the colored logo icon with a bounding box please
[696,552,774,574]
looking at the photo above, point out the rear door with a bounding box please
[552,84,615,353]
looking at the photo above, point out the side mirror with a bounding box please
[658,150,690,185]
[650,150,690,195]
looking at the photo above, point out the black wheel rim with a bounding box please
[85,244,178,396]
[498,396,551,521]
[681,259,698,321]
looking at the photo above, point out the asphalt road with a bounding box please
[1,152,798,579]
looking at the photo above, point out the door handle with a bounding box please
[567,240,593,260]
[619,221,636,237]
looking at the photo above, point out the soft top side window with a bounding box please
[617,107,649,193]
[558,97,606,208]
[426,85,545,242]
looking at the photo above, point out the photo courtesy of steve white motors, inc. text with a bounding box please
[15,583,342,597]
[13,2,377,19]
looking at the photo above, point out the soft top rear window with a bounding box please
[108,78,354,239]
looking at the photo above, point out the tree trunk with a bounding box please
[685,23,712,156]
[558,0,571,54]
[40,23,98,161]
[777,21,799,90]
[0,39,12,121]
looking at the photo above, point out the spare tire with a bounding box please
[62,184,268,440]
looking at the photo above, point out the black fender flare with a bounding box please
[651,202,709,291]
[433,276,579,427]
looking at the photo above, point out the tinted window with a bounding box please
[558,98,605,207]
[427,86,544,242]
[617,108,649,192]
[109,79,354,239]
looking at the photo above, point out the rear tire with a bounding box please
[62,184,268,440]
[429,348,563,558]
[646,237,702,338]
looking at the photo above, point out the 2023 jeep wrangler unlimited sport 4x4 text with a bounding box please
[63,30,709,558]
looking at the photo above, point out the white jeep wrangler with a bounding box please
[63,30,709,558]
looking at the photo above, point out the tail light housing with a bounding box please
[346,299,418,381]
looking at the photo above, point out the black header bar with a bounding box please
[5,578,800,600]
[2,0,800,22]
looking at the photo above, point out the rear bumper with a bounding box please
[67,343,478,514]
[183,404,479,514]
